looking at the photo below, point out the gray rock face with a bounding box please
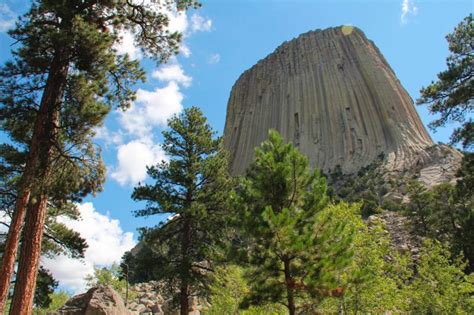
[368,211,422,260]
[55,285,130,315]
[223,26,436,175]
[127,281,203,315]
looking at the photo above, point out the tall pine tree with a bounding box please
[417,14,473,149]
[131,107,233,315]
[0,0,199,313]
[236,130,355,315]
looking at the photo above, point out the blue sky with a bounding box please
[0,0,471,292]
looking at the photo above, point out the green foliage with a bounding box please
[404,180,433,236]
[205,265,285,315]
[0,143,88,259]
[33,290,70,314]
[33,267,58,309]
[326,218,411,313]
[408,240,474,314]
[235,130,356,313]
[46,290,70,311]
[417,14,474,150]
[131,107,234,309]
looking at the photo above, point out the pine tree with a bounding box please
[0,1,199,313]
[453,152,474,271]
[0,143,89,260]
[236,130,356,315]
[131,107,233,315]
[32,267,58,310]
[405,180,434,236]
[417,14,473,149]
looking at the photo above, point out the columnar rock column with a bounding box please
[224,26,434,175]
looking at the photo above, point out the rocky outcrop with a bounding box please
[223,26,460,179]
[127,281,203,315]
[54,285,129,315]
[55,283,203,315]
[368,211,422,260]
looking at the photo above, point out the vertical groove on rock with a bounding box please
[224,26,434,175]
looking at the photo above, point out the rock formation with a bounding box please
[223,26,461,179]
[54,285,129,315]
[127,281,202,315]
[54,283,203,315]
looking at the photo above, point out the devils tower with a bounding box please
[223,26,461,179]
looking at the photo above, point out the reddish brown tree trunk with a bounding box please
[0,190,31,311]
[0,49,69,314]
[10,197,47,314]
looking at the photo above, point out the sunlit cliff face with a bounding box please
[223,26,433,176]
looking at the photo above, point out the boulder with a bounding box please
[56,285,129,315]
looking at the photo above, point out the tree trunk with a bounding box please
[2,48,69,315]
[284,258,296,315]
[10,197,47,314]
[0,190,31,311]
[180,282,189,315]
[180,217,191,315]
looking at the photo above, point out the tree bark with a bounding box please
[180,217,191,315]
[2,48,69,314]
[0,190,31,311]
[10,197,48,314]
[284,258,296,315]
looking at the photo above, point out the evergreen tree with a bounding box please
[453,152,474,271]
[0,0,199,313]
[131,107,233,315]
[0,142,88,260]
[404,180,433,236]
[32,267,58,310]
[236,130,355,315]
[417,14,474,149]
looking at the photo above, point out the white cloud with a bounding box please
[0,4,16,32]
[111,139,167,186]
[152,62,192,87]
[0,212,9,233]
[94,126,124,147]
[118,82,184,139]
[42,203,136,293]
[190,13,212,33]
[168,10,189,34]
[208,53,220,64]
[180,44,192,58]
[114,30,143,60]
[105,8,214,187]
[110,78,185,187]
[401,0,418,24]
